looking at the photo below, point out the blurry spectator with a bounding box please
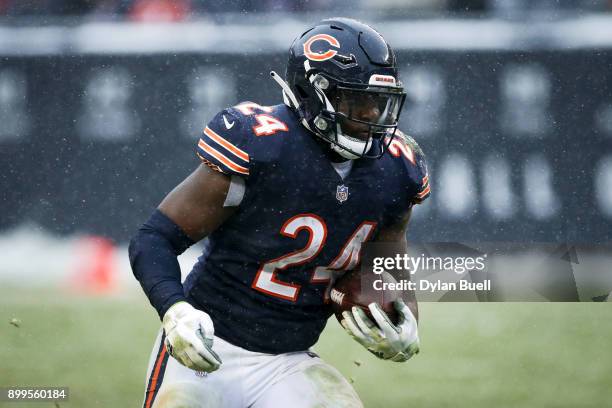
[362,0,448,16]
[489,0,608,17]
[448,0,487,12]
[244,0,347,13]
[89,0,132,18]
[3,0,97,16]
[192,0,248,13]
[129,0,190,22]
[192,0,340,14]
[0,0,608,20]
[0,0,9,14]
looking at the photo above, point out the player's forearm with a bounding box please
[374,233,419,321]
[129,209,195,319]
[397,237,419,321]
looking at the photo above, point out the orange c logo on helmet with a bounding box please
[303,34,340,62]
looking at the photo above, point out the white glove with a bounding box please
[340,299,420,362]
[162,301,222,372]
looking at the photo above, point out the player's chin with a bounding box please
[344,129,371,142]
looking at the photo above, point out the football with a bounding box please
[330,269,400,325]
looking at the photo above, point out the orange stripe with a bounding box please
[417,185,431,198]
[145,346,167,408]
[198,140,249,175]
[422,175,429,185]
[204,127,249,162]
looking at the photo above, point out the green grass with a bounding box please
[1,288,611,408]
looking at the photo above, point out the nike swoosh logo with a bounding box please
[223,115,235,129]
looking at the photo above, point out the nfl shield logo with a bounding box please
[336,184,349,203]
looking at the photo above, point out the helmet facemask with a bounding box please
[308,73,406,160]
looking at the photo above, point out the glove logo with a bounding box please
[303,34,340,62]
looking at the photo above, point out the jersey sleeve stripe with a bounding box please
[144,335,168,408]
[203,127,250,163]
[417,184,431,198]
[197,139,249,175]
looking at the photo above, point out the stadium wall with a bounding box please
[1,17,611,243]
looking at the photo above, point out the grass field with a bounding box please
[2,288,611,408]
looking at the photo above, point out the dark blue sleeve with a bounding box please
[128,210,195,319]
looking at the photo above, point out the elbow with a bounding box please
[128,230,144,279]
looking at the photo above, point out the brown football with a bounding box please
[330,269,400,325]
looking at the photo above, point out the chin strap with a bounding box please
[269,70,365,161]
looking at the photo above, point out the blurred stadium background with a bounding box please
[1,0,612,407]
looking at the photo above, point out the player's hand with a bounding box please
[340,299,420,362]
[162,301,222,372]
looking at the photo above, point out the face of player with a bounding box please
[336,95,380,141]
[331,88,402,142]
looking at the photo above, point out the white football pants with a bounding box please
[142,328,363,408]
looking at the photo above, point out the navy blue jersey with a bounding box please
[184,102,429,354]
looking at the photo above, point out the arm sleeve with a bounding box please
[128,210,195,319]
[196,108,252,177]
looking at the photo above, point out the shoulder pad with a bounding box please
[196,102,294,176]
[195,104,255,177]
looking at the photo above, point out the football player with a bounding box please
[129,17,430,408]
